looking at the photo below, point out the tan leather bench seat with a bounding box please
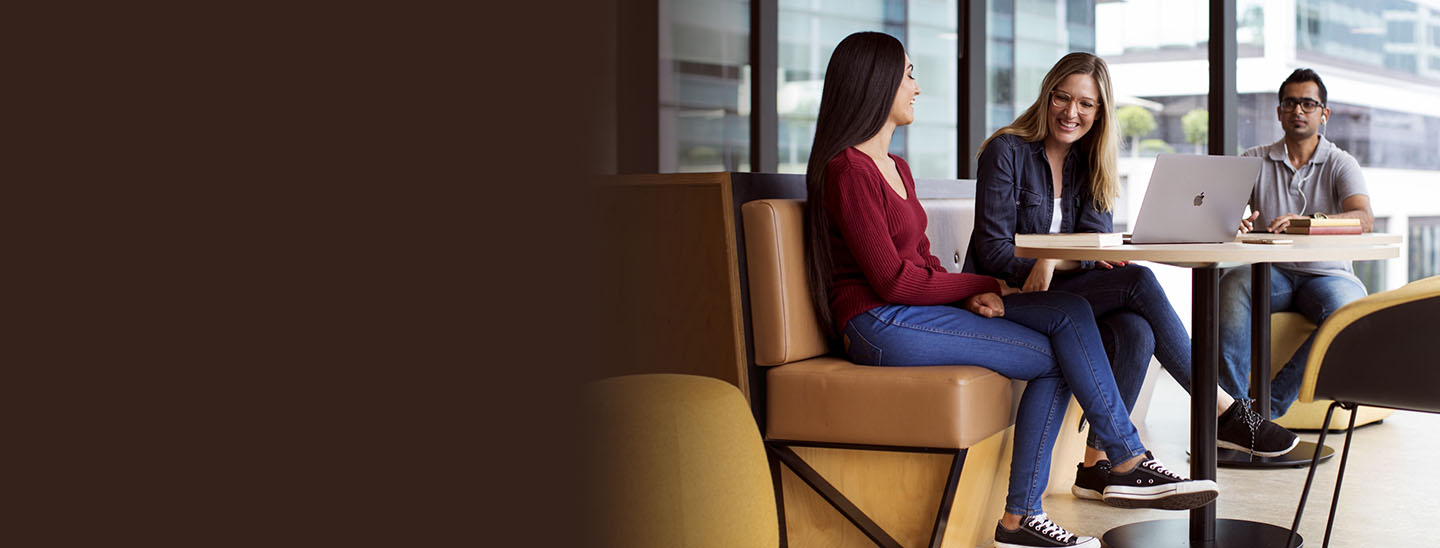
[742,195,1081,547]
[742,198,1015,450]
[766,356,1014,448]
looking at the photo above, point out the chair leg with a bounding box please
[767,450,788,548]
[1289,401,1341,547]
[1322,404,1361,548]
[928,449,968,548]
[767,443,902,548]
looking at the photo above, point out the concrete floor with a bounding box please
[1042,380,1440,547]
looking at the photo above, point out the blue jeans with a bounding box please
[1048,266,1195,449]
[1219,265,1367,417]
[842,291,1147,516]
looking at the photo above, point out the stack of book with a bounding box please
[1285,218,1362,235]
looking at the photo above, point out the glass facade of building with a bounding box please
[1297,0,1440,82]
[661,0,751,172]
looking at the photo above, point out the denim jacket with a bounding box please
[962,133,1111,286]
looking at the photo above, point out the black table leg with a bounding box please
[1192,266,1219,540]
[1103,265,1302,547]
[1252,262,1272,416]
[1218,263,1335,468]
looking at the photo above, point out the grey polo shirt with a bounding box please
[1241,136,1368,282]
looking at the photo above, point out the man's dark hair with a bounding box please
[1279,68,1327,105]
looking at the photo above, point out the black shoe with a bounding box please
[1070,460,1110,501]
[994,514,1100,548]
[1217,399,1300,457]
[1101,452,1219,510]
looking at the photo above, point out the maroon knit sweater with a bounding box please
[824,147,1001,332]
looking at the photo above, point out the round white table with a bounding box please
[1016,234,1401,548]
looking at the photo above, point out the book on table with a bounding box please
[1285,225,1364,235]
[1015,232,1125,247]
[1288,217,1361,227]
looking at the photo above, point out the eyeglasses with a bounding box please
[1050,91,1099,115]
[1279,98,1324,113]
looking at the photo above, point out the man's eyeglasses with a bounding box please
[1279,98,1324,113]
[1050,91,1099,115]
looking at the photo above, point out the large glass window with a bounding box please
[905,0,960,178]
[987,0,1016,132]
[661,0,751,172]
[1091,0,1265,61]
[777,0,958,177]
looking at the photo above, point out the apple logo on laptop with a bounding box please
[1193,192,1205,206]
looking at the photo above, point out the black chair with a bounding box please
[1287,274,1440,548]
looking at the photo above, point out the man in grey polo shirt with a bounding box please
[1217,68,1376,424]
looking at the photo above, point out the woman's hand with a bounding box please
[1095,260,1128,269]
[1023,258,1057,292]
[963,291,1005,318]
[995,277,1020,296]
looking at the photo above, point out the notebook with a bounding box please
[1127,154,1262,244]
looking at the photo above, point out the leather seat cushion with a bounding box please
[766,356,1014,449]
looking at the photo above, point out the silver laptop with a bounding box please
[1128,154,1261,244]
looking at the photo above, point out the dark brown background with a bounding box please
[10,1,620,545]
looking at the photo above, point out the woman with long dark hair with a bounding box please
[965,52,1298,504]
[806,32,1216,548]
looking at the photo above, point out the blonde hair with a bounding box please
[978,52,1120,212]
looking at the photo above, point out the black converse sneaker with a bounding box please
[1101,452,1219,510]
[1070,460,1111,501]
[994,514,1100,548]
[1217,399,1300,457]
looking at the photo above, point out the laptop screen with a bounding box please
[1128,154,1261,244]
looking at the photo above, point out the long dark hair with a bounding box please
[805,31,906,336]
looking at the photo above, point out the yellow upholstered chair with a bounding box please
[584,373,779,548]
[1269,313,1392,430]
[1287,275,1440,548]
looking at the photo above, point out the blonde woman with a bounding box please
[964,52,1298,505]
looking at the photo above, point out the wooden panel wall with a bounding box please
[598,173,749,395]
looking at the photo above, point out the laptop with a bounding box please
[1128,154,1261,244]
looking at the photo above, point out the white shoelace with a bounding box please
[1026,514,1076,542]
[1238,399,1265,450]
[1143,458,1184,480]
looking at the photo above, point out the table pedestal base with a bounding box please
[1102,518,1302,547]
[1218,441,1335,468]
